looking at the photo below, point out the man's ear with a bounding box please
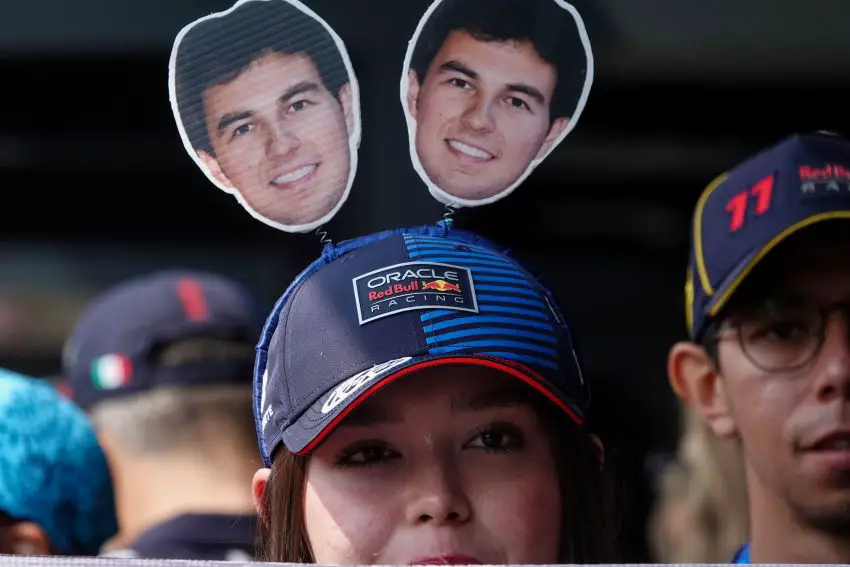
[252,468,271,523]
[668,341,737,438]
[534,116,570,160]
[197,150,235,191]
[406,69,420,120]
[0,522,52,555]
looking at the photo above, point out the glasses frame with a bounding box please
[710,299,850,373]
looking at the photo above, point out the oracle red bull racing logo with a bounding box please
[353,261,478,325]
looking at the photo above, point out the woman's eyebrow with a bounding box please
[337,385,536,427]
[452,386,534,412]
[338,404,404,428]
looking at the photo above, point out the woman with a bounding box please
[250,226,620,563]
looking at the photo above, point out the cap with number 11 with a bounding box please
[686,131,850,340]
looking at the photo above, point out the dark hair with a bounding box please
[257,401,621,563]
[409,0,588,123]
[699,319,720,362]
[174,0,350,155]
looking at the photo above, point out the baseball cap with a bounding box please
[0,368,118,555]
[64,270,261,410]
[255,224,589,464]
[686,131,850,340]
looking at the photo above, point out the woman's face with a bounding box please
[303,365,562,565]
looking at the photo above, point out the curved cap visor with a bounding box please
[282,354,583,455]
[705,212,850,320]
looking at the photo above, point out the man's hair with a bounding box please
[89,336,256,455]
[90,384,256,455]
[409,0,588,122]
[173,0,350,155]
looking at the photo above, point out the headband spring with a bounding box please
[314,226,332,245]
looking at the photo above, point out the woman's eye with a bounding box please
[467,424,524,453]
[334,443,399,468]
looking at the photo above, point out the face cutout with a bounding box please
[169,0,361,233]
[401,0,593,208]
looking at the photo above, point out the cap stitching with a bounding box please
[693,171,729,297]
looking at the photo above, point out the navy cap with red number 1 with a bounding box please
[64,270,261,411]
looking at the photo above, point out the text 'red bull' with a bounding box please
[368,281,420,301]
[368,280,463,300]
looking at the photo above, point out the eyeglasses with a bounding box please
[712,298,850,373]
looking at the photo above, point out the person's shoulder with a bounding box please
[125,513,257,560]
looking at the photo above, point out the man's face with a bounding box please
[199,51,353,228]
[406,30,569,202]
[716,227,850,531]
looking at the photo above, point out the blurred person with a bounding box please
[669,131,850,563]
[251,226,620,563]
[648,404,748,562]
[403,0,591,206]
[0,368,117,556]
[171,0,359,232]
[63,270,263,560]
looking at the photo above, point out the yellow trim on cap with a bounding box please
[708,211,850,317]
[684,267,695,334]
[693,172,730,296]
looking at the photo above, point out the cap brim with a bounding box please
[281,354,583,455]
[705,211,850,319]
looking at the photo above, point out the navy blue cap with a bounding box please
[64,270,261,410]
[254,224,589,464]
[687,131,850,340]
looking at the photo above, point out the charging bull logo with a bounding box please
[422,280,461,293]
[353,261,478,325]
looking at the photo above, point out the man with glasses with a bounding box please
[668,132,850,563]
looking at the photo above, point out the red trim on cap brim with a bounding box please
[295,356,583,455]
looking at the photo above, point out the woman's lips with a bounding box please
[409,555,483,565]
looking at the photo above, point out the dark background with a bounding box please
[3,0,850,560]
